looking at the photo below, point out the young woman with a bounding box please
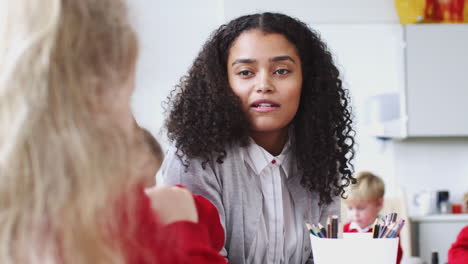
[159,12,356,263]
[0,0,226,263]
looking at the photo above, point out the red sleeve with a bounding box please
[343,222,358,233]
[192,193,225,251]
[448,225,468,264]
[119,187,227,264]
[171,184,225,251]
[159,221,227,263]
[343,222,351,232]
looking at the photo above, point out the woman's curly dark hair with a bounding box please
[165,12,356,205]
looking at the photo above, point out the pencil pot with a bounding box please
[310,233,399,264]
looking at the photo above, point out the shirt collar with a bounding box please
[243,137,292,178]
[349,221,374,233]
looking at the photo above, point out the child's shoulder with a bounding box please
[343,221,352,232]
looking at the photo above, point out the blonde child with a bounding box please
[0,0,226,263]
[343,171,403,264]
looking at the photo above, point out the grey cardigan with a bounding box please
[157,144,340,264]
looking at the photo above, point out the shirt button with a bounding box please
[271,159,276,164]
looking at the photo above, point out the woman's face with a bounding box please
[227,29,302,136]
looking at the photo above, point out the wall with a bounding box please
[394,138,468,207]
[223,0,399,23]
[130,0,468,213]
[311,24,404,198]
[130,0,224,143]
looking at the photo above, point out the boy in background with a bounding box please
[343,171,403,264]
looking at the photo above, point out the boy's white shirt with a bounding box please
[349,221,374,233]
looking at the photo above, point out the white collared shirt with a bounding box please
[242,138,298,264]
[349,221,374,233]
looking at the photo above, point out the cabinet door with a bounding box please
[412,221,467,263]
[405,25,468,136]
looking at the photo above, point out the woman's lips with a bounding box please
[250,100,280,113]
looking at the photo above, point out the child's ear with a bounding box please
[376,198,384,210]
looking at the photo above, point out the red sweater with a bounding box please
[448,225,468,264]
[118,187,227,264]
[343,221,403,264]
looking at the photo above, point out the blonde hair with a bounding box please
[141,128,163,186]
[141,128,164,163]
[0,0,149,263]
[346,171,385,201]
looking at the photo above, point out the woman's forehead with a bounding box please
[227,29,299,63]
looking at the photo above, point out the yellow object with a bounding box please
[395,0,468,24]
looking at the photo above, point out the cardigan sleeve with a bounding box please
[157,147,228,258]
[448,225,468,264]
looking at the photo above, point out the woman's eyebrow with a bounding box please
[270,55,296,64]
[231,58,256,66]
[231,55,296,66]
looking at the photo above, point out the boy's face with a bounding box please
[227,29,303,136]
[345,198,383,229]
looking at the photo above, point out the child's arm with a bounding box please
[157,147,228,258]
[118,186,227,264]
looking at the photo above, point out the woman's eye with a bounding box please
[238,70,253,76]
[274,68,291,75]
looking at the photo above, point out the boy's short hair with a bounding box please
[347,171,385,201]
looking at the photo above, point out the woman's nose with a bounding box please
[256,72,274,93]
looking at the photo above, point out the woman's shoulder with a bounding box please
[162,143,243,169]
[157,143,244,185]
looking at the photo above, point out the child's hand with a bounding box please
[145,186,199,225]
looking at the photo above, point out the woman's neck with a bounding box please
[250,128,288,156]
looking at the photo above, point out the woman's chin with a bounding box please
[250,124,289,134]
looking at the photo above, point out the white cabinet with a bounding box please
[405,24,468,137]
[410,214,468,263]
[367,24,468,138]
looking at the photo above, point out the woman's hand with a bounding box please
[145,186,198,225]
